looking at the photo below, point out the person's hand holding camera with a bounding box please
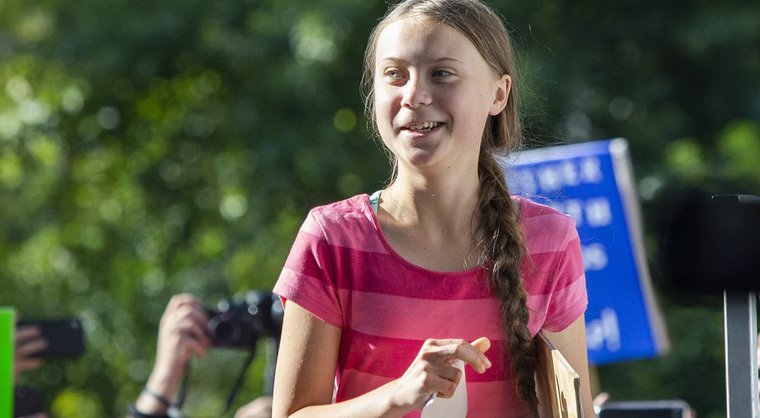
[14,323,48,382]
[135,294,211,414]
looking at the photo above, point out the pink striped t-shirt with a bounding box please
[274,194,587,417]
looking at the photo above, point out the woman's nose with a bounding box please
[400,75,432,108]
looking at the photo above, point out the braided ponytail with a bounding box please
[476,150,537,413]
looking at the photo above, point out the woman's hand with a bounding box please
[136,294,211,413]
[14,324,48,381]
[153,294,211,378]
[389,337,492,412]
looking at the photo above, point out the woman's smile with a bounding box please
[399,120,445,138]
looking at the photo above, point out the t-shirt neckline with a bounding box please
[362,192,487,277]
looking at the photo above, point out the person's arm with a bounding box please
[271,301,491,418]
[133,294,211,415]
[234,396,273,418]
[542,315,595,418]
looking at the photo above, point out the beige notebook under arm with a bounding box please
[535,332,583,418]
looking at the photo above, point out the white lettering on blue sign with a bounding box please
[542,197,612,229]
[586,307,621,352]
[582,243,608,271]
[512,156,604,196]
[564,199,584,226]
[580,156,603,183]
[537,165,563,192]
[560,160,580,186]
[586,197,612,227]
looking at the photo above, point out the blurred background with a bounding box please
[1,0,759,417]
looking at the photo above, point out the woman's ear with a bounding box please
[489,74,511,116]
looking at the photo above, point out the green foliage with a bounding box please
[1,0,758,417]
[1,1,386,416]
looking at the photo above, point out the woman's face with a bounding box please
[372,17,510,177]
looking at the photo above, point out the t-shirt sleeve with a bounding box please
[273,210,343,328]
[542,224,588,332]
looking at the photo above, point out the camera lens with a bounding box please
[212,320,235,342]
[208,313,240,345]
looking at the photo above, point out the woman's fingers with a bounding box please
[426,372,459,399]
[395,337,494,410]
[423,361,462,385]
[187,308,211,346]
[15,356,44,372]
[167,293,200,310]
[16,337,47,357]
[15,326,48,360]
[15,325,42,342]
[14,326,47,376]
[161,294,203,327]
[155,294,213,371]
[471,336,491,353]
[162,295,210,344]
[177,329,209,360]
[422,338,492,373]
[173,308,210,343]
[470,337,492,370]
[428,364,462,399]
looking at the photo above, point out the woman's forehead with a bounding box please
[374,17,480,65]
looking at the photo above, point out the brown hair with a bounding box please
[362,0,537,412]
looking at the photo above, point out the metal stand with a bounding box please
[724,291,758,417]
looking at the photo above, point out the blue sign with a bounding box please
[504,139,668,365]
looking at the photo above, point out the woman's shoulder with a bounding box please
[516,196,575,224]
[308,194,371,221]
[515,196,578,247]
[298,194,388,253]
[303,194,377,240]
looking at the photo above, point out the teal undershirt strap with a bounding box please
[369,190,382,214]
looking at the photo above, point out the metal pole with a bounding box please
[724,291,758,418]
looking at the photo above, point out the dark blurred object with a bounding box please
[14,385,45,417]
[17,318,85,359]
[662,193,760,294]
[206,290,283,349]
[598,400,692,418]
[195,291,284,413]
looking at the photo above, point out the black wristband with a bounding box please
[142,386,172,409]
[127,403,170,418]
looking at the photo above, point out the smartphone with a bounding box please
[17,318,85,359]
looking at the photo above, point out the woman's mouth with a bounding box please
[402,121,442,134]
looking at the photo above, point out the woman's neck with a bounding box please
[377,168,484,271]
[382,167,480,234]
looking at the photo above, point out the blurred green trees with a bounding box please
[1,1,758,417]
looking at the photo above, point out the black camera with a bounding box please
[662,193,760,294]
[206,290,283,350]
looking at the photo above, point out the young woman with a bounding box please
[272,0,594,416]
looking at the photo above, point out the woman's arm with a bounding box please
[272,301,492,418]
[273,301,403,418]
[542,315,595,418]
[272,300,346,417]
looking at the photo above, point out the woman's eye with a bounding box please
[432,69,452,78]
[383,69,404,81]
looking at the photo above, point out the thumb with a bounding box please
[471,337,491,354]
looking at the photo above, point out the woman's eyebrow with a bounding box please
[377,56,462,65]
[431,57,462,64]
